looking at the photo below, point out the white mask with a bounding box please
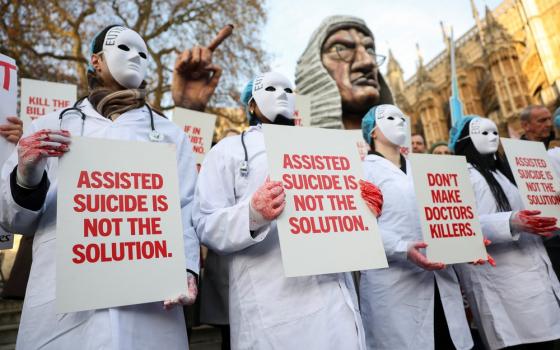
[252,72,295,122]
[469,117,499,155]
[375,104,407,146]
[102,26,148,89]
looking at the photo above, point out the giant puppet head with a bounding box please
[89,25,149,89]
[296,15,393,129]
[362,104,407,147]
[241,71,296,125]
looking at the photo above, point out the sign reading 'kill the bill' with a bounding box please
[501,138,560,222]
[263,124,388,277]
[410,154,487,264]
[20,78,76,129]
[56,137,186,313]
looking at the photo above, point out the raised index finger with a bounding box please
[207,24,234,52]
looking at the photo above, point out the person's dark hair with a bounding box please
[520,105,546,123]
[455,119,516,212]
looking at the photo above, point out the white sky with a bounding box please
[260,0,502,83]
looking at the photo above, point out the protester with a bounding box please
[192,71,382,349]
[360,104,476,350]
[451,115,560,350]
[295,15,393,129]
[0,25,200,349]
[520,105,554,148]
[429,141,451,155]
[411,133,427,153]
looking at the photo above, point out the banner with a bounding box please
[263,124,388,277]
[0,53,17,165]
[293,94,311,127]
[501,138,560,221]
[56,137,186,313]
[410,154,487,264]
[172,107,217,165]
[20,78,77,128]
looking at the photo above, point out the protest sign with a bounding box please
[263,124,388,277]
[293,94,311,127]
[172,107,217,165]
[0,53,17,165]
[20,78,76,128]
[501,138,560,221]
[410,154,487,264]
[347,129,370,161]
[56,137,186,313]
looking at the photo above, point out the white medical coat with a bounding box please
[0,99,199,350]
[454,164,560,349]
[548,147,560,177]
[192,125,365,350]
[359,154,473,350]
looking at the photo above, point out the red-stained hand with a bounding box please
[171,25,233,111]
[407,242,446,271]
[0,116,23,144]
[251,178,286,223]
[359,179,383,217]
[17,129,71,187]
[510,210,559,237]
[472,238,496,267]
[163,272,198,310]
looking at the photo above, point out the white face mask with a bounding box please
[375,104,407,146]
[252,72,295,122]
[469,117,499,154]
[102,26,148,89]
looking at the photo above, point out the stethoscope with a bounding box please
[58,96,163,142]
[240,130,249,177]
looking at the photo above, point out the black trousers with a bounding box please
[434,281,456,350]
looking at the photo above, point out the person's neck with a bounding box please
[342,111,365,129]
[375,141,401,168]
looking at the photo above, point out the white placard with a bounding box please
[263,124,388,277]
[0,229,13,250]
[293,94,311,127]
[20,78,77,129]
[501,138,560,221]
[0,53,17,165]
[172,107,216,165]
[56,137,186,313]
[410,154,487,264]
[347,129,370,161]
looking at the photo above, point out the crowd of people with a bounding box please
[1,15,560,350]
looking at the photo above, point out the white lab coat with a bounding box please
[359,154,473,350]
[548,147,560,177]
[192,125,366,350]
[454,164,560,350]
[0,99,199,350]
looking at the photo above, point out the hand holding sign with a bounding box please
[407,242,446,270]
[172,24,233,111]
[472,238,496,267]
[359,179,383,217]
[163,272,198,310]
[0,116,23,144]
[18,129,71,187]
[249,179,286,230]
[510,210,559,237]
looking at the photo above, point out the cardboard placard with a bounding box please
[263,124,388,277]
[56,137,186,313]
[501,138,560,221]
[410,154,487,264]
[293,94,311,127]
[20,78,77,128]
[172,107,216,165]
[0,53,17,165]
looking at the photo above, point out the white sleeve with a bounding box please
[192,145,270,254]
[177,134,200,275]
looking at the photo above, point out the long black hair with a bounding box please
[455,119,516,212]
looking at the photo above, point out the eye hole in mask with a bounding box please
[284,88,293,93]
[139,52,147,59]
[388,116,394,120]
[265,86,276,92]
[118,44,130,51]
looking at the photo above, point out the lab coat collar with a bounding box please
[79,98,150,123]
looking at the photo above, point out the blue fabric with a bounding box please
[241,79,254,121]
[87,28,104,73]
[361,106,378,145]
[448,115,476,152]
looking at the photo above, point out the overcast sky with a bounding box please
[260,0,502,83]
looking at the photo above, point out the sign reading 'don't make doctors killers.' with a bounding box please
[410,154,487,264]
[56,137,186,313]
[501,138,560,222]
[263,124,388,277]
